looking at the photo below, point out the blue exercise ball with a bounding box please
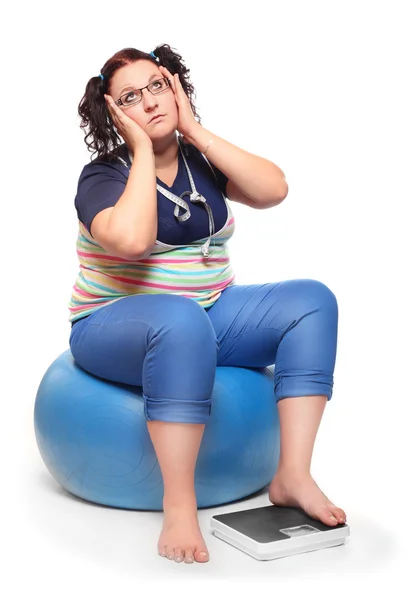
[34,350,280,510]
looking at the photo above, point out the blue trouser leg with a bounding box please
[69,278,339,423]
[69,294,219,423]
[206,278,339,402]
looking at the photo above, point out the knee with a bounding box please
[310,278,337,304]
[297,279,338,316]
[158,296,218,349]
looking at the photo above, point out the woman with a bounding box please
[69,43,346,565]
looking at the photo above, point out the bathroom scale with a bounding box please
[211,505,350,561]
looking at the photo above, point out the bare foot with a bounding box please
[158,503,209,564]
[268,469,347,527]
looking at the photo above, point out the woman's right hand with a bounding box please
[104,94,153,153]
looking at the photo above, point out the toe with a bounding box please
[327,504,347,523]
[194,548,209,562]
[174,548,184,563]
[334,510,347,523]
[184,547,195,563]
[318,505,339,526]
[158,545,166,558]
[166,546,175,560]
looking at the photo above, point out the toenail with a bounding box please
[175,556,182,562]
[330,516,338,522]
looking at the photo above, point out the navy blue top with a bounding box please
[74,141,229,246]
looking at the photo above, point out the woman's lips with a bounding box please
[150,114,165,123]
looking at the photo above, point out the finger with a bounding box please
[106,105,118,126]
[162,69,175,93]
[159,66,175,93]
[105,94,118,112]
[159,65,171,77]
[104,94,114,107]
[105,95,121,123]
[104,94,114,113]
[159,66,170,82]
[174,73,183,93]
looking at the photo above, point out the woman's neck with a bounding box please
[154,134,180,171]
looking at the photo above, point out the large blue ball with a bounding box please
[34,350,280,509]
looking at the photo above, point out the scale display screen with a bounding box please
[279,524,321,537]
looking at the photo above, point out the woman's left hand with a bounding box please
[159,66,199,141]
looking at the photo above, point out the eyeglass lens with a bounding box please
[121,78,169,106]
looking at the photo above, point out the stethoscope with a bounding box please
[119,136,216,258]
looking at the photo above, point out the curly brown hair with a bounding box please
[78,44,202,163]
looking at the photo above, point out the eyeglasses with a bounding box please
[115,77,171,107]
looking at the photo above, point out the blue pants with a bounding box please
[69,279,338,424]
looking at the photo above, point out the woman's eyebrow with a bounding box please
[119,73,160,94]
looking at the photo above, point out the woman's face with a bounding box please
[108,60,179,140]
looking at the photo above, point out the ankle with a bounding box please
[163,494,198,512]
[274,463,312,481]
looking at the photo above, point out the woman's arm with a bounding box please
[105,145,158,256]
[185,124,288,208]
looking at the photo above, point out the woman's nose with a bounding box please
[141,88,158,108]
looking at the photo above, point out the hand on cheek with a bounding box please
[158,66,198,139]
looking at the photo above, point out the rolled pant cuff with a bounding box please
[142,393,212,423]
[274,375,333,403]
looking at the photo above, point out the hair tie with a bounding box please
[99,73,104,80]
[150,51,158,61]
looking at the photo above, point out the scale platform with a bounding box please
[211,505,350,561]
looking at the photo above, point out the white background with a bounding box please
[2,0,413,596]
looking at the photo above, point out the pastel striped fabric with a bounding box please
[68,201,236,323]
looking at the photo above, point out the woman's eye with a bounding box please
[125,92,136,103]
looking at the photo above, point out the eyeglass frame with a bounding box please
[115,77,171,107]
